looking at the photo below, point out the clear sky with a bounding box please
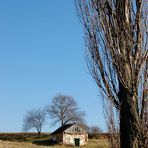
[0,0,106,132]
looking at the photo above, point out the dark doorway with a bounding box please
[74,138,80,146]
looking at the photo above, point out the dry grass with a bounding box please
[0,139,109,148]
[0,133,109,148]
[86,139,109,148]
[0,140,49,148]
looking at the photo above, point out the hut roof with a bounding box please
[51,124,74,135]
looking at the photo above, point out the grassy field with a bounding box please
[0,133,50,141]
[0,139,109,148]
[0,133,109,148]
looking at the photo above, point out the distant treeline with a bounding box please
[0,133,50,141]
[89,133,109,139]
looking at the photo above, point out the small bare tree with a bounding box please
[46,94,85,126]
[89,125,102,139]
[89,125,102,133]
[23,108,46,138]
[75,0,148,147]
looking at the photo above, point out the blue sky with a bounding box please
[0,0,106,132]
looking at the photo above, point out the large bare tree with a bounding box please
[75,0,148,147]
[23,108,46,138]
[46,94,85,126]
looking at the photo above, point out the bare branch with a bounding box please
[46,93,85,126]
[75,0,147,147]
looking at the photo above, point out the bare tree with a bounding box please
[23,108,46,138]
[104,100,120,148]
[89,125,102,133]
[46,94,85,126]
[75,0,148,147]
[89,125,102,139]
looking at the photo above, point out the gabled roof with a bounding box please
[51,124,74,135]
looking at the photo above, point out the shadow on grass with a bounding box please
[32,139,57,146]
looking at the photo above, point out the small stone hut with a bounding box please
[50,124,88,146]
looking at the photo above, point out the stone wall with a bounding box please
[63,133,88,146]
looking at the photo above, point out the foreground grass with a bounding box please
[84,139,109,148]
[0,133,109,148]
[0,139,109,148]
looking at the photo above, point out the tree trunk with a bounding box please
[38,131,41,138]
[119,82,145,148]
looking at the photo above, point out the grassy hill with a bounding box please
[0,133,50,142]
[0,133,109,148]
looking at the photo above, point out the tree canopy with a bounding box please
[46,94,85,126]
[23,108,46,138]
